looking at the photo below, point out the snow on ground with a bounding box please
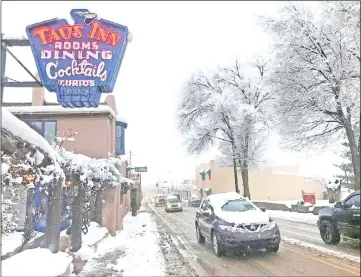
[71,221,109,261]
[255,199,334,209]
[267,210,319,225]
[2,231,43,256]
[79,211,165,276]
[2,247,73,276]
[282,237,360,263]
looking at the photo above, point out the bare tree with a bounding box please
[215,59,274,199]
[177,59,273,198]
[177,70,241,193]
[260,1,360,188]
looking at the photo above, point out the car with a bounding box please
[154,194,166,207]
[170,193,181,202]
[195,192,281,256]
[165,195,183,212]
[189,196,202,207]
[317,190,360,245]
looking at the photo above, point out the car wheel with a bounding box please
[196,223,205,244]
[266,244,279,252]
[320,220,340,245]
[212,231,224,256]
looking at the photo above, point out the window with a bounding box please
[115,122,125,155]
[25,120,57,144]
[221,199,257,212]
[345,194,360,208]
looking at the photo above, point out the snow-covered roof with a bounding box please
[6,105,116,117]
[116,115,128,124]
[2,108,57,160]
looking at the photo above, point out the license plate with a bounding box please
[172,205,178,207]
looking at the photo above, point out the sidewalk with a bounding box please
[77,209,166,276]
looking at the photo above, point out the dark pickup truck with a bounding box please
[317,190,360,245]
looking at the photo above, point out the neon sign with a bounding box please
[26,9,129,108]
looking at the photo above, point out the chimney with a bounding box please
[32,73,45,106]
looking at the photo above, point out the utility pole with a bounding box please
[129,150,132,166]
[1,34,7,105]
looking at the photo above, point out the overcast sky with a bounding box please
[2,1,343,185]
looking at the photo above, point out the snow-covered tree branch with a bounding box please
[177,59,273,198]
[260,1,360,188]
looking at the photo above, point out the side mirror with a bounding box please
[334,202,343,209]
[260,207,266,212]
[203,210,210,216]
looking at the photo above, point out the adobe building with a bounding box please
[196,160,324,201]
[3,86,131,235]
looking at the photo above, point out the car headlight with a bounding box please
[263,219,276,229]
[218,219,234,232]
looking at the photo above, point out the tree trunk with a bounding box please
[241,118,251,199]
[94,190,103,226]
[335,94,360,189]
[22,187,35,247]
[71,174,83,252]
[241,163,251,199]
[45,177,63,253]
[232,158,239,193]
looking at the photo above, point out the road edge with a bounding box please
[147,203,211,277]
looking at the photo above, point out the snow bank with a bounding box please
[267,210,318,225]
[2,232,43,256]
[82,211,165,276]
[82,222,109,246]
[2,248,73,276]
[2,108,57,161]
[282,237,360,263]
[71,221,108,261]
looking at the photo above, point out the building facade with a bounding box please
[3,85,130,235]
[196,160,324,201]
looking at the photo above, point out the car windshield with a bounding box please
[221,199,256,212]
[192,197,201,201]
[167,198,179,203]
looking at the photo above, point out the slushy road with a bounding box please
[150,205,360,276]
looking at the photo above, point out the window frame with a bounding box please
[345,194,360,208]
[115,122,125,155]
[25,120,57,143]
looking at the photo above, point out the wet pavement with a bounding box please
[151,204,360,276]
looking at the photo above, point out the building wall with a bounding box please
[196,161,324,201]
[7,84,130,234]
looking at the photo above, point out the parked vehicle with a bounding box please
[189,196,202,207]
[155,194,166,207]
[165,195,183,212]
[195,192,281,256]
[318,190,360,245]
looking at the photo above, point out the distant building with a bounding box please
[195,160,324,201]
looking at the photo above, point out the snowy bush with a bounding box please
[1,151,63,235]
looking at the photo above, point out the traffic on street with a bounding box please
[148,197,360,277]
